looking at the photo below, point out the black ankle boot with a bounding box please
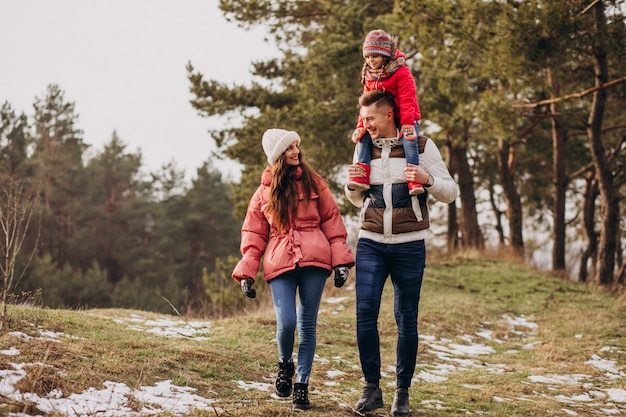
[292,383,311,410]
[391,387,410,416]
[275,361,295,397]
[355,382,384,412]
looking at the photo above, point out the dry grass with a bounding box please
[1,256,625,416]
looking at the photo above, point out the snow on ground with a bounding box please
[0,370,221,417]
[1,319,221,417]
[0,300,625,416]
[101,313,212,340]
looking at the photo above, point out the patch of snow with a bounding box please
[325,296,349,304]
[475,329,504,344]
[7,330,59,343]
[326,369,346,378]
[502,314,538,335]
[234,380,272,392]
[421,399,447,409]
[600,408,622,415]
[0,347,20,356]
[585,355,623,375]
[414,370,448,383]
[428,341,496,356]
[1,362,219,417]
[528,374,590,385]
[104,314,212,340]
[607,388,626,403]
[555,392,595,402]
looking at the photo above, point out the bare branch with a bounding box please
[0,176,41,333]
[578,0,601,17]
[514,75,626,109]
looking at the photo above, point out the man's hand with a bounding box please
[334,266,350,288]
[401,124,417,140]
[240,278,256,298]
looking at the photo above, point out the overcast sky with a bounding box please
[0,0,275,181]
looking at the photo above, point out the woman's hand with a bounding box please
[240,278,256,298]
[334,266,350,288]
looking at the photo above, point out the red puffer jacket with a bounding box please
[232,166,354,282]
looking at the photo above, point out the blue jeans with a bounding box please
[269,266,328,384]
[355,238,426,388]
[356,121,420,166]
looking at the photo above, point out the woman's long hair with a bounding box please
[265,148,322,233]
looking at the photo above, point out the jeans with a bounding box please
[356,121,420,166]
[355,238,426,388]
[270,266,328,384]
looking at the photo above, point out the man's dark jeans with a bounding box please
[355,238,426,388]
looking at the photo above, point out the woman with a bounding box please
[232,128,354,410]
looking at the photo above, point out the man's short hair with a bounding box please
[359,89,396,113]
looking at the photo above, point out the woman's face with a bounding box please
[284,141,300,166]
[364,54,385,70]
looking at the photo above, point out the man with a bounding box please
[345,90,458,416]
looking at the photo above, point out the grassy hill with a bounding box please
[1,256,625,416]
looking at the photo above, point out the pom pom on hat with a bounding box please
[262,128,301,165]
[362,29,394,58]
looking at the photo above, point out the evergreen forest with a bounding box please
[1,0,626,318]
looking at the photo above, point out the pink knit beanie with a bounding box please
[362,29,394,57]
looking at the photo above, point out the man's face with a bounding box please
[362,103,395,139]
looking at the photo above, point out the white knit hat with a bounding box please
[262,128,301,165]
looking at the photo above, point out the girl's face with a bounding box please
[283,141,300,166]
[364,54,385,70]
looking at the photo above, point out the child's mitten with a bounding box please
[351,128,366,143]
[401,124,417,140]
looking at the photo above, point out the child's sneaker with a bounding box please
[408,181,425,196]
[348,163,371,191]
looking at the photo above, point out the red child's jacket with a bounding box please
[355,49,421,135]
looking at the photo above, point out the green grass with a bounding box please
[1,256,625,416]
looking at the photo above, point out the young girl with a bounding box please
[350,29,424,196]
[232,128,354,410]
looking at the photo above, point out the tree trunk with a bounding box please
[447,133,484,249]
[579,174,599,283]
[547,66,568,271]
[444,138,460,252]
[616,231,623,282]
[487,183,505,245]
[447,201,459,252]
[497,138,524,254]
[589,1,619,286]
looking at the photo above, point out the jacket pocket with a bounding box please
[359,197,371,225]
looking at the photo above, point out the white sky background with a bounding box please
[0,0,275,182]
